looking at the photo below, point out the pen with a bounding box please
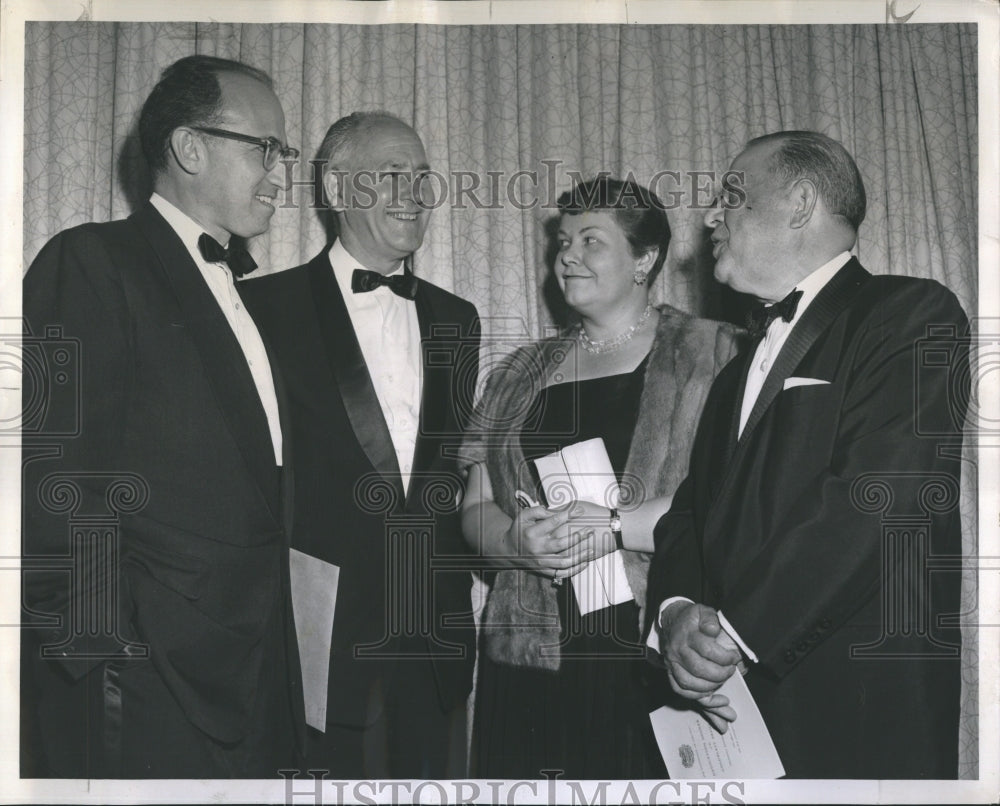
[514,489,541,509]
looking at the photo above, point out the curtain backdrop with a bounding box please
[22,21,980,777]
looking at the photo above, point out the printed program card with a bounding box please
[649,670,785,779]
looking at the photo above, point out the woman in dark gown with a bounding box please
[461,177,743,779]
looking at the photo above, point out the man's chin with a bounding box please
[239,216,273,241]
[389,238,425,257]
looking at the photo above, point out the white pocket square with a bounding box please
[783,377,830,390]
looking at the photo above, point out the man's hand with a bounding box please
[659,601,741,701]
[696,691,738,734]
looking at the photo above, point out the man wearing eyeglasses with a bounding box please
[22,55,303,778]
[241,112,480,778]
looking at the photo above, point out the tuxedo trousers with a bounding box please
[301,642,466,779]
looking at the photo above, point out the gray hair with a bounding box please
[749,130,867,231]
[316,110,410,170]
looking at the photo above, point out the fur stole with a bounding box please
[464,305,743,670]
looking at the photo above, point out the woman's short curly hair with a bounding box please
[556,175,671,283]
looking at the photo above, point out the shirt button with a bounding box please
[235,303,241,310]
[760,358,769,372]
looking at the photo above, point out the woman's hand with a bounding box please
[502,504,586,581]
[506,501,618,582]
[557,500,619,563]
[461,466,622,579]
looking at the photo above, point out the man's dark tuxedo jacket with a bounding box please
[21,203,302,778]
[647,259,969,779]
[240,248,480,731]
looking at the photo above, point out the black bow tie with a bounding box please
[746,288,803,339]
[197,233,258,278]
[351,268,418,300]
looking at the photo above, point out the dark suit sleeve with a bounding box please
[22,227,134,677]
[720,281,968,676]
[457,303,481,433]
[645,473,702,639]
[645,323,745,641]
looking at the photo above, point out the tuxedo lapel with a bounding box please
[737,259,871,448]
[704,259,870,539]
[307,254,404,498]
[410,283,434,489]
[258,328,295,539]
[408,282,449,506]
[723,346,757,468]
[129,203,279,516]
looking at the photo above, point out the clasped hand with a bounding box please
[505,500,616,582]
[660,601,742,733]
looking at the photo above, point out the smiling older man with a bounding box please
[241,112,481,778]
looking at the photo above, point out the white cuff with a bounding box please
[645,598,758,665]
[717,610,758,664]
[645,596,694,654]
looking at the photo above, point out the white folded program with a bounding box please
[289,548,340,732]
[533,437,635,616]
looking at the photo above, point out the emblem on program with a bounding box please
[679,744,695,769]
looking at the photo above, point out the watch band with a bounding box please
[609,507,624,551]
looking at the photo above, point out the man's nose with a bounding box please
[388,172,418,207]
[267,157,289,191]
[704,203,724,229]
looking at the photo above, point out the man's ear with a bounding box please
[168,127,204,176]
[323,169,347,212]
[788,178,819,229]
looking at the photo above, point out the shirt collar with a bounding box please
[149,193,229,263]
[785,250,852,324]
[328,239,406,305]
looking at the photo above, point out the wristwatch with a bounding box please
[609,508,624,551]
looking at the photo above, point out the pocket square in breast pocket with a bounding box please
[783,377,830,390]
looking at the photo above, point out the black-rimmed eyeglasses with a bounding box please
[192,126,300,170]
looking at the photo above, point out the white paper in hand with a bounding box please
[649,671,785,779]
[289,548,340,732]
[533,437,634,615]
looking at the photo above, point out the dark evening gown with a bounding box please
[471,356,667,779]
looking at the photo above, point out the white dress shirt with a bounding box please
[738,251,852,437]
[149,193,283,465]
[328,239,422,493]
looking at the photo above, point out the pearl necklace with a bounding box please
[578,304,654,355]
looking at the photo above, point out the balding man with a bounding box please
[646,131,968,778]
[241,112,480,778]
